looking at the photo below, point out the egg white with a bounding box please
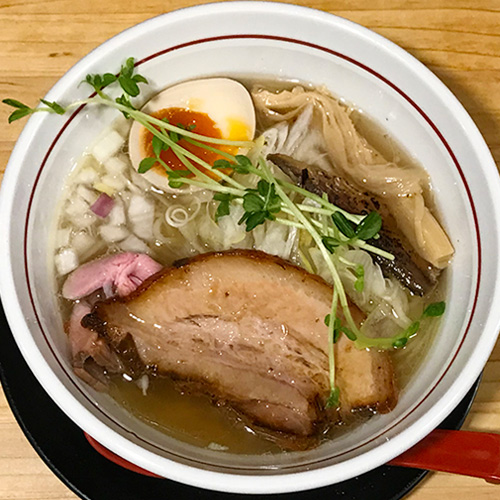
[128,78,256,192]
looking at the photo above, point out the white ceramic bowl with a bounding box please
[1,1,500,494]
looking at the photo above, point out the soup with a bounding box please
[48,69,451,453]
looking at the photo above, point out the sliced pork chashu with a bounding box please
[83,250,397,438]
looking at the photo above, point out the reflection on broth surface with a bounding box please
[53,75,450,453]
[110,375,283,454]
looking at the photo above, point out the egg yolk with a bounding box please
[142,108,237,179]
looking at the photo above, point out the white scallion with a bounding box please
[101,174,126,191]
[76,166,98,185]
[71,230,96,256]
[64,196,89,218]
[76,185,98,205]
[119,234,150,254]
[98,225,129,243]
[108,200,126,226]
[128,195,154,240]
[56,228,71,248]
[55,248,79,276]
[104,156,127,175]
[92,130,125,164]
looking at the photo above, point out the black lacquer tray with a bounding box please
[0,301,479,500]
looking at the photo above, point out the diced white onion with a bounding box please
[101,174,126,191]
[64,197,89,218]
[56,228,71,248]
[92,130,125,164]
[76,166,98,184]
[129,170,153,192]
[108,201,126,226]
[128,195,154,240]
[71,230,96,256]
[98,225,129,243]
[253,222,296,259]
[119,234,150,253]
[55,248,79,276]
[69,212,97,229]
[76,185,98,205]
[104,156,127,175]
[217,204,247,247]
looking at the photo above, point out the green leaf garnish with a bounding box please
[354,265,365,292]
[339,326,357,341]
[168,179,183,189]
[84,73,117,94]
[355,211,382,241]
[165,169,191,188]
[120,57,135,78]
[234,155,253,174]
[322,236,340,253]
[116,58,147,97]
[167,170,191,179]
[3,98,30,109]
[102,73,118,86]
[393,337,408,348]
[138,157,157,174]
[132,74,148,84]
[423,301,446,318]
[240,211,267,231]
[243,192,265,213]
[213,192,236,221]
[213,159,232,170]
[325,315,342,343]
[6,107,33,123]
[85,74,102,92]
[406,321,420,337]
[115,94,136,118]
[215,200,231,220]
[118,76,140,97]
[152,135,167,157]
[238,180,282,231]
[169,130,180,143]
[40,99,65,115]
[3,99,35,122]
[332,211,356,238]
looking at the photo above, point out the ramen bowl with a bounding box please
[1,1,499,494]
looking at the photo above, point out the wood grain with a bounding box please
[1,0,499,498]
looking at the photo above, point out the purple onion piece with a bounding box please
[90,193,114,218]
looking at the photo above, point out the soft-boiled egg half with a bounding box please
[128,78,256,191]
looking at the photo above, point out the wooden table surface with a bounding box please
[1,0,499,498]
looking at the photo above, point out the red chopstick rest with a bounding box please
[84,433,162,478]
[389,429,500,483]
[85,428,500,483]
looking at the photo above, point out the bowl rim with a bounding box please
[1,1,500,494]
